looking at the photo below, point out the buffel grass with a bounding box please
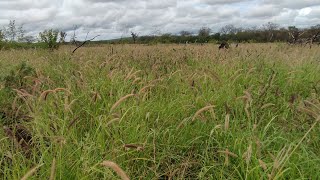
[0,43,320,179]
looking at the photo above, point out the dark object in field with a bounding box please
[219,42,229,49]
[289,94,297,104]
[131,31,138,44]
[3,125,33,156]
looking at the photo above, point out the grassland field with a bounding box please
[0,43,320,179]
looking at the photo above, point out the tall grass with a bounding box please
[0,43,320,179]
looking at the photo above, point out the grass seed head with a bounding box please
[192,105,215,122]
[21,164,44,180]
[110,94,135,112]
[101,161,130,180]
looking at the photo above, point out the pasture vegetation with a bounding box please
[0,43,320,179]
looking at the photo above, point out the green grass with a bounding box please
[0,43,320,179]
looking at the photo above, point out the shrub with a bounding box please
[39,29,59,50]
[0,41,48,50]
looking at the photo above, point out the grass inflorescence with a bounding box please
[0,43,320,179]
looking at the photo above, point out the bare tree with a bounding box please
[180,30,192,37]
[7,20,17,41]
[263,22,279,42]
[23,36,36,43]
[70,25,79,45]
[287,26,320,48]
[17,24,25,42]
[220,24,240,35]
[310,31,320,44]
[288,26,304,44]
[59,31,67,43]
[198,27,211,37]
[151,26,162,37]
[263,22,279,31]
[0,20,26,42]
[310,24,320,43]
[131,31,138,43]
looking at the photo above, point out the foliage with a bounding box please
[1,21,320,47]
[0,41,48,50]
[0,30,4,42]
[39,29,60,49]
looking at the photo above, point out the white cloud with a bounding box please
[0,0,319,40]
[262,0,320,9]
[299,7,312,16]
[200,0,248,5]
[244,5,281,18]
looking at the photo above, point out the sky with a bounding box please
[0,0,320,40]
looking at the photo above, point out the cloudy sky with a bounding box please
[1,0,320,40]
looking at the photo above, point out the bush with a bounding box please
[39,29,59,49]
[0,41,48,50]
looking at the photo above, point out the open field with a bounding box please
[0,43,320,179]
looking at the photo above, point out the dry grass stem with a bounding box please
[298,107,318,118]
[21,164,44,180]
[101,161,130,180]
[242,144,252,164]
[110,94,135,111]
[218,149,238,158]
[259,159,268,171]
[224,113,230,131]
[192,105,215,122]
[123,144,144,151]
[261,103,275,109]
[218,149,238,166]
[106,118,120,126]
[39,90,54,100]
[49,158,56,180]
[139,85,155,94]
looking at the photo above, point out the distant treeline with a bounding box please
[1,20,320,50]
[103,24,320,44]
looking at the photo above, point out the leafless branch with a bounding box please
[84,32,89,41]
[72,35,100,54]
[298,31,306,37]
